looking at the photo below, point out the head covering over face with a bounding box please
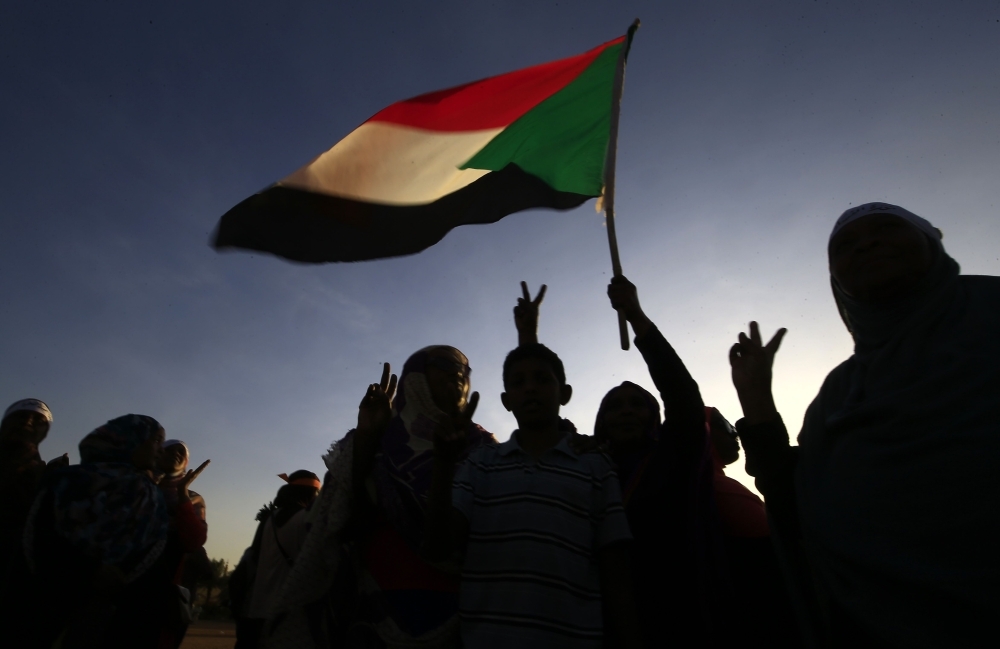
[28,415,169,582]
[793,205,1000,646]
[594,381,661,504]
[3,398,53,423]
[343,346,495,550]
[829,201,941,243]
[828,202,951,350]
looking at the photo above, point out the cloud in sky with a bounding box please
[3,0,1000,563]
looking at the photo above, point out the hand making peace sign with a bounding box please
[729,321,786,423]
[357,362,398,435]
[514,281,547,345]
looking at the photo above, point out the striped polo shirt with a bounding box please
[452,431,632,649]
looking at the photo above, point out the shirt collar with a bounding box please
[498,431,578,458]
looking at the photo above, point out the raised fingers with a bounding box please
[749,321,762,346]
[729,342,742,366]
[379,362,391,391]
[387,373,398,401]
[533,284,547,305]
[521,281,531,302]
[765,328,788,354]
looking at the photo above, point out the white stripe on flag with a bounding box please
[281,121,502,206]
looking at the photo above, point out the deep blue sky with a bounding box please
[3,1,999,564]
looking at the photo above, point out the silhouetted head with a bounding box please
[594,382,660,450]
[80,414,165,472]
[829,203,938,305]
[501,344,572,430]
[707,407,740,466]
[158,440,189,476]
[1,399,52,446]
[273,470,321,525]
[401,346,471,417]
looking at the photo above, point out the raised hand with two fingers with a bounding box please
[514,281,547,345]
[729,321,787,423]
[357,362,399,436]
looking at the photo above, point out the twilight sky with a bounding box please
[3,1,999,565]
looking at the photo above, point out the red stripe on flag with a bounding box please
[367,36,625,132]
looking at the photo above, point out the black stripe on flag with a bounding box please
[212,163,591,263]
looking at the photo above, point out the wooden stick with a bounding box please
[602,19,640,351]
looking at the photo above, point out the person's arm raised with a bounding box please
[607,276,653,340]
[608,276,704,438]
[729,321,786,425]
[514,282,546,346]
[423,392,478,564]
[352,363,398,499]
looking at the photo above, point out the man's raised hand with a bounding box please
[433,391,479,466]
[357,362,398,435]
[514,282,547,345]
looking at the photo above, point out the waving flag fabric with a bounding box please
[213,33,634,263]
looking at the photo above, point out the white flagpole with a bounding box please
[603,19,640,351]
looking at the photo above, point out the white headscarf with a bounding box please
[3,398,53,423]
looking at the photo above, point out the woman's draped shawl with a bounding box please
[26,414,169,583]
[265,349,494,649]
[796,242,1000,646]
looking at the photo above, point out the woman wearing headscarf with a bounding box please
[156,439,211,648]
[24,414,208,649]
[591,278,801,648]
[729,202,1000,648]
[592,277,735,648]
[266,351,496,649]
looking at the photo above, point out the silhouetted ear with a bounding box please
[500,392,512,412]
[560,385,573,406]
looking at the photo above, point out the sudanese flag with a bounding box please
[213,30,636,263]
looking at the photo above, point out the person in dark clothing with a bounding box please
[729,202,1000,648]
[595,277,732,648]
[0,399,67,642]
[595,278,800,648]
[157,439,211,647]
[705,407,799,648]
[23,414,208,649]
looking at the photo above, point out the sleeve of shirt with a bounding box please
[592,455,632,548]
[451,452,478,522]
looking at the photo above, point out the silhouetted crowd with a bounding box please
[2,202,998,649]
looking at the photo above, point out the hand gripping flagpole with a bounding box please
[603,19,640,351]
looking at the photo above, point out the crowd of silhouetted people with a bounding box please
[2,202,998,649]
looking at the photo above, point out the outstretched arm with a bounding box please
[608,277,704,439]
[514,282,547,346]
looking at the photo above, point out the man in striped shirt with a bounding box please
[424,343,642,649]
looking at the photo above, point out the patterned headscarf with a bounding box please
[31,415,169,582]
[358,346,495,549]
